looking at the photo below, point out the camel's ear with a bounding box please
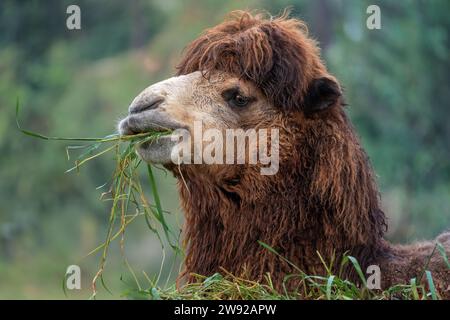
[303,77,342,115]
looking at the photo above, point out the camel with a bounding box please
[118,11,450,298]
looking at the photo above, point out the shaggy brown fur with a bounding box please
[173,11,450,297]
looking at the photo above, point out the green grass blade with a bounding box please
[62,273,68,298]
[425,270,438,300]
[437,242,450,269]
[409,278,420,300]
[326,275,335,300]
[147,165,163,217]
[257,240,280,255]
[65,144,117,173]
[16,100,160,143]
[347,256,367,287]
[147,164,180,252]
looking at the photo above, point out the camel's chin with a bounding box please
[136,135,178,164]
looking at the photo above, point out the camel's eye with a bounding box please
[222,88,251,108]
[232,94,250,107]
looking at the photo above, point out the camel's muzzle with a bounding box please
[118,94,188,164]
[118,94,186,136]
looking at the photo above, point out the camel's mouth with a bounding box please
[118,113,185,136]
[135,134,180,164]
[118,113,187,164]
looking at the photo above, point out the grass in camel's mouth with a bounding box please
[16,100,179,298]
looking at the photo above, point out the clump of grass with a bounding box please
[16,100,180,298]
[129,242,449,300]
[141,270,441,300]
[145,272,286,300]
[136,266,446,301]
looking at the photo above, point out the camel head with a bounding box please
[118,71,277,168]
[118,11,343,179]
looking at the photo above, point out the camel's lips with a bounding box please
[118,112,186,136]
[119,115,182,164]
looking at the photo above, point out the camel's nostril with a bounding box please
[129,96,165,114]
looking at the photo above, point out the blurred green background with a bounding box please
[0,0,449,299]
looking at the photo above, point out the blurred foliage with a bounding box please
[0,0,449,298]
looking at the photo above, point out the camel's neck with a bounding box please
[177,169,385,284]
[176,112,387,284]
